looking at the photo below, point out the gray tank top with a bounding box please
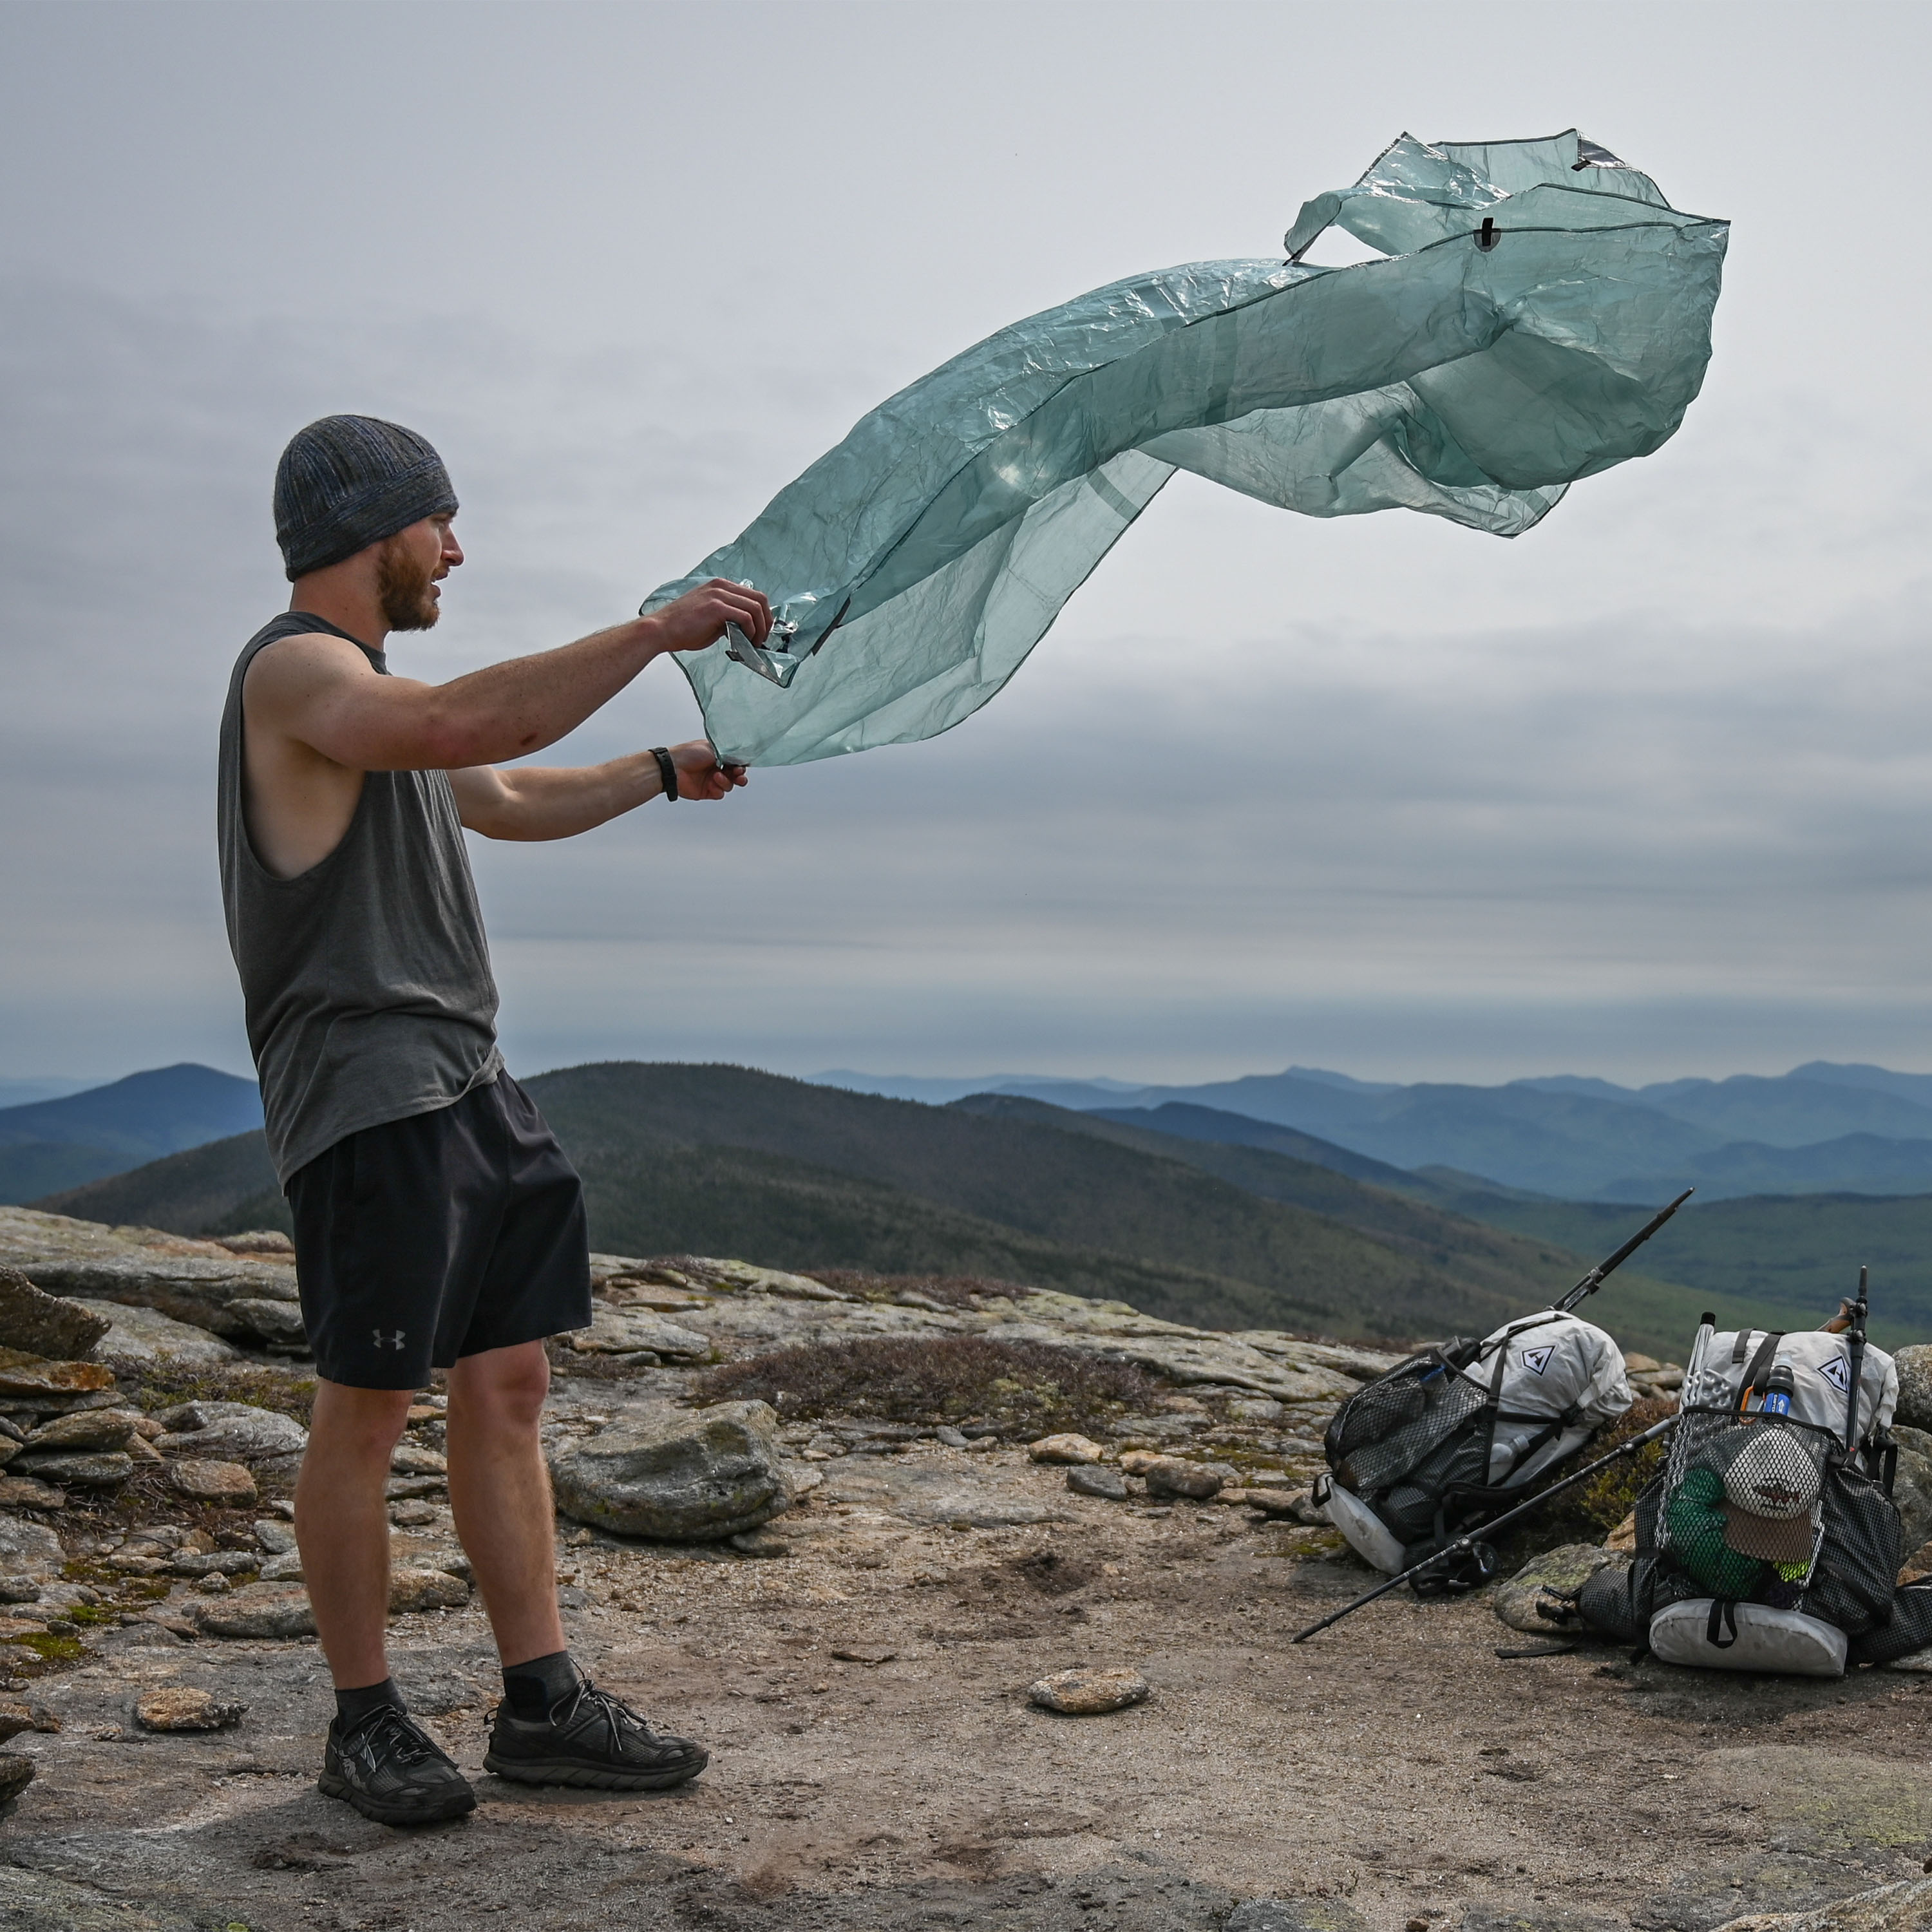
[218,612,502,1184]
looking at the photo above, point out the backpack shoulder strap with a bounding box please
[1737,1332,1785,1410]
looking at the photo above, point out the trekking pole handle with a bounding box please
[1558,1189,1694,1312]
[1291,1412,1679,1645]
[1844,1264,1870,1452]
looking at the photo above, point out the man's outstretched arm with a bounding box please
[449,742,747,842]
[245,581,772,773]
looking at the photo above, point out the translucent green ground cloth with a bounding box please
[642,129,1727,766]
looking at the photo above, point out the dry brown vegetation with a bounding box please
[694,1334,1163,1436]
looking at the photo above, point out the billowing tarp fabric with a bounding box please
[643,130,1728,766]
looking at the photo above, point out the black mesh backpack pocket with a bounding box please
[1325,1344,1474,1469]
[1806,1457,1902,1640]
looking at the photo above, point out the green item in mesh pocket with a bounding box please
[644,129,1727,766]
[1667,1466,1768,1600]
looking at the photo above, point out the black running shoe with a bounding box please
[318,1704,477,1826]
[484,1676,708,1790]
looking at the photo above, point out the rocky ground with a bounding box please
[0,1208,1926,1932]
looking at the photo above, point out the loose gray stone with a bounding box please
[390,1443,448,1477]
[156,1401,308,1463]
[548,1399,800,1542]
[258,1553,303,1582]
[0,1515,64,1585]
[1118,1452,1223,1499]
[194,1582,316,1638]
[1493,1544,1616,1634]
[134,1687,246,1732]
[24,1407,138,1451]
[0,1267,109,1361]
[934,1426,969,1448]
[167,1551,260,1578]
[1027,1667,1150,1714]
[9,1451,131,1488]
[0,1700,55,1743]
[730,1528,791,1557]
[0,1477,64,1510]
[169,1458,258,1506]
[221,1298,308,1350]
[390,1566,469,1613]
[1067,1465,1130,1501]
[253,1519,296,1555]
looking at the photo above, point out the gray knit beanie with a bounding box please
[272,415,459,580]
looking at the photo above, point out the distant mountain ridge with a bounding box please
[0,1065,262,1205]
[815,1062,1932,1200]
[43,1059,1932,1350]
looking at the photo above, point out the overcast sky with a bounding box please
[3,1,1929,1091]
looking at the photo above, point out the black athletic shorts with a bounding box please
[285,1073,592,1390]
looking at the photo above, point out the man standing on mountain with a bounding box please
[219,415,770,1826]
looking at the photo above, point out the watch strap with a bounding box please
[650,746,678,801]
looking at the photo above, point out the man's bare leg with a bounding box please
[296,1381,414,1687]
[444,1340,565,1668]
[448,1339,710,1790]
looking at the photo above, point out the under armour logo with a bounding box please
[372,1329,406,1351]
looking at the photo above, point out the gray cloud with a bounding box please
[4,3,1932,1086]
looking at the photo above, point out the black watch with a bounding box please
[650,746,677,801]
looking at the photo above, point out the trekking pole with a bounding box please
[1558,1189,1694,1314]
[1843,1265,1870,1452]
[1291,1412,1680,1644]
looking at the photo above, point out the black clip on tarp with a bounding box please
[1291,1412,1680,1645]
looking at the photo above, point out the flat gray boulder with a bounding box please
[73,1301,241,1372]
[11,1255,298,1338]
[561,1305,709,1360]
[549,1399,799,1540]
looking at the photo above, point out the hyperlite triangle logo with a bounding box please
[1819,1355,1853,1396]
[1520,1345,1556,1377]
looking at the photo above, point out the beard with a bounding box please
[375,538,441,632]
